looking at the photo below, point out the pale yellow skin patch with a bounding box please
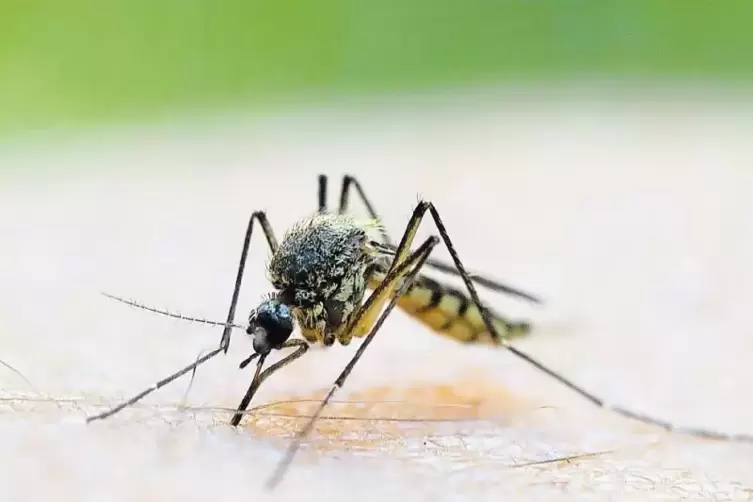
[241,374,540,448]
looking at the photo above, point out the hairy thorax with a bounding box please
[267,213,382,345]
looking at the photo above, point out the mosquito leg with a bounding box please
[220,211,279,353]
[265,235,439,490]
[86,346,224,422]
[337,176,541,303]
[230,352,268,427]
[89,212,279,422]
[413,257,542,304]
[419,200,753,444]
[230,339,309,427]
[338,196,431,343]
[318,174,328,212]
[337,174,392,244]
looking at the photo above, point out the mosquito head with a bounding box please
[247,298,295,354]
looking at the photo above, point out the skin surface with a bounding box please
[2,92,753,500]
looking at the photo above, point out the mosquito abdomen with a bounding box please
[368,273,531,345]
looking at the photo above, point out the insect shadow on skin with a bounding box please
[87,174,753,491]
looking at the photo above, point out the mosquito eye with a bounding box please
[251,302,294,352]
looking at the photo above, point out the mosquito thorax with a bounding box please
[266,213,381,340]
[247,299,294,354]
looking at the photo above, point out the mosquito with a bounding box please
[86,174,753,492]
[86,175,539,424]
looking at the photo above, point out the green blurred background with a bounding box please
[2,0,753,138]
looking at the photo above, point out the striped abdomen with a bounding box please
[367,273,531,345]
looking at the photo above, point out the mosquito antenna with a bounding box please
[102,292,247,330]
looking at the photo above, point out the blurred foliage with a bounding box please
[1,0,753,135]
